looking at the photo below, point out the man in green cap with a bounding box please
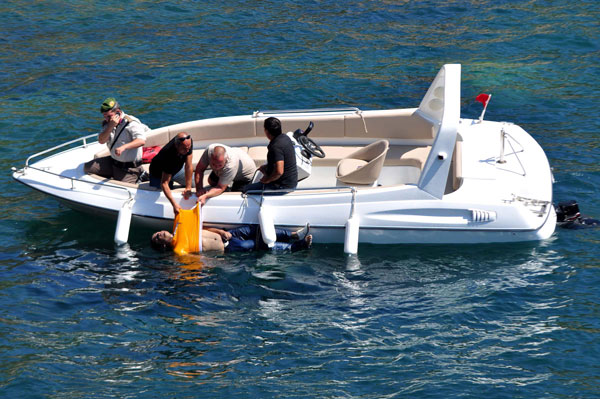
[83,97,150,183]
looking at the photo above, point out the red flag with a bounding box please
[476,93,490,105]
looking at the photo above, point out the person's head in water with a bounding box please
[150,230,174,251]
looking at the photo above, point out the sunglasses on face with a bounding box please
[177,135,191,142]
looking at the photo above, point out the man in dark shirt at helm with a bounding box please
[243,117,298,193]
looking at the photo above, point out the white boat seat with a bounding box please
[385,146,431,169]
[247,146,269,167]
[337,158,368,175]
[335,139,389,185]
[93,148,110,159]
[247,145,376,167]
[247,144,428,170]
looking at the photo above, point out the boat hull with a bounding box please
[12,64,556,246]
[14,169,556,245]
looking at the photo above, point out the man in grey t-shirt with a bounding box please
[195,144,256,205]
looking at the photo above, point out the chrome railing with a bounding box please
[253,107,362,117]
[15,134,133,201]
[26,134,97,167]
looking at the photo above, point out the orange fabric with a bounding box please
[172,206,201,255]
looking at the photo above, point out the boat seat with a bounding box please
[247,145,365,167]
[319,147,362,166]
[385,146,431,169]
[247,144,430,169]
[85,173,143,189]
[93,148,110,159]
[92,146,248,170]
[247,146,268,167]
[335,139,389,185]
[321,145,431,168]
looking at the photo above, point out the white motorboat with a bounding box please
[12,64,556,251]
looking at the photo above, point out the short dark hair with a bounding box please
[150,233,169,251]
[264,117,282,137]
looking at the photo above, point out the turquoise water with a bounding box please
[2,1,600,398]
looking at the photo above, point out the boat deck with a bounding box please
[87,140,463,194]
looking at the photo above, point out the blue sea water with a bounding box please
[1,1,600,398]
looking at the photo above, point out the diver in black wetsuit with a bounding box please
[556,200,600,229]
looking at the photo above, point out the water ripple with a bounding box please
[2,1,600,397]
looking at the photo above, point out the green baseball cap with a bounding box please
[100,97,119,113]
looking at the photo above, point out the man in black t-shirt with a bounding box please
[243,117,298,193]
[149,132,194,215]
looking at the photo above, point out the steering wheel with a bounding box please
[298,134,326,158]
